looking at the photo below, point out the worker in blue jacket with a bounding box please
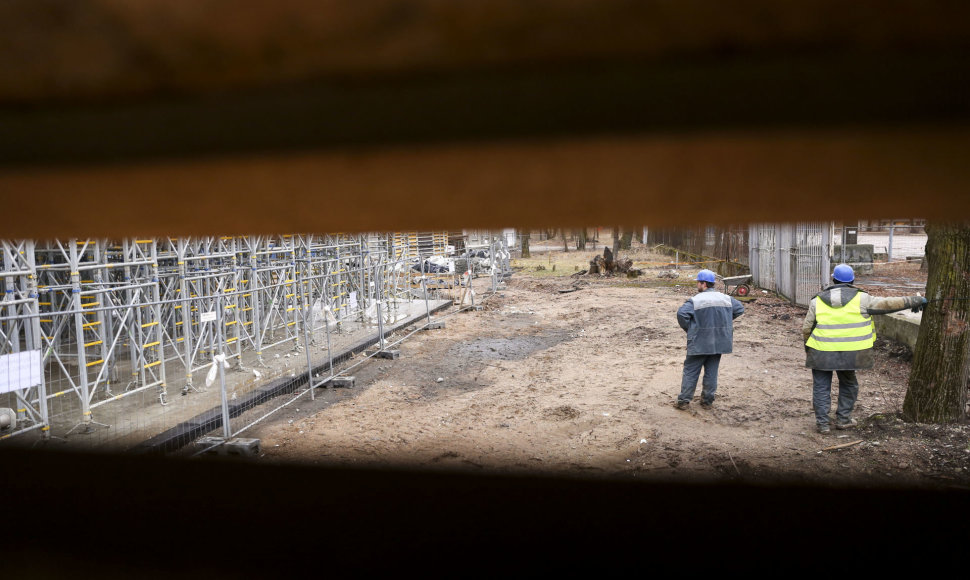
[675,269,745,410]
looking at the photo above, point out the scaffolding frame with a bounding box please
[1,232,455,442]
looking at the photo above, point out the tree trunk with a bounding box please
[619,230,634,250]
[576,228,587,250]
[521,232,530,258]
[612,227,620,258]
[903,223,970,423]
[560,229,568,252]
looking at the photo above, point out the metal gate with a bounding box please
[750,223,831,306]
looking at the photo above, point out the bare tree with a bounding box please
[904,223,970,422]
[612,226,620,258]
[561,229,568,253]
[619,230,634,250]
[576,228,587,251]
[521,231,531,258]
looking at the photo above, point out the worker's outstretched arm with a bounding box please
[865,295,927,315]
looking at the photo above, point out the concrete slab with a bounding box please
[368,349,401,360]
[226,438,261,457]
[194,436,260,456]
[873,310,922,350]
[832,244,874,274]
[325,376,356,388]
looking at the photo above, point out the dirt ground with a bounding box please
[251,246,969,488]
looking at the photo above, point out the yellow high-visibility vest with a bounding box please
[806,292,875,351]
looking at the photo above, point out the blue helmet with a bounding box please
[697,269,716,284]
[832,263,855,283]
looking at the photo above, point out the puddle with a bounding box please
[449,330,574,361]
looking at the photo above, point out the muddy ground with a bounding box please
[250,247,969,488]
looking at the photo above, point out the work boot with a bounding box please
[674,400,690,411]
[700,401,713,410]
[835,418,858,430]
[817,423,831,434]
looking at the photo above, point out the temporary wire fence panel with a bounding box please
[750,223,831,306]
[776,225,795,304]
[750,225,777,294]
[795,223,832,306]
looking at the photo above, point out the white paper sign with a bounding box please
[0,350,42,393]
[200,311,217,323]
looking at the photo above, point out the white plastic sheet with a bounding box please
[205,353,230,388]
[0,350,41,393]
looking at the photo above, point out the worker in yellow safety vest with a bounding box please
[803,263,926,434]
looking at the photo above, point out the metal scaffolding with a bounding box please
[0,232,471,444]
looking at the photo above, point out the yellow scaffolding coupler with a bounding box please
[143,341,160,348]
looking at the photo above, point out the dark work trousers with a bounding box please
[678,354,722,405]
[811,369,860,427]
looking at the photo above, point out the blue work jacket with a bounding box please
[676,288,745,355]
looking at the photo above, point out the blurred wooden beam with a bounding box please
[1,1,969,237]
[2,126,968,239]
